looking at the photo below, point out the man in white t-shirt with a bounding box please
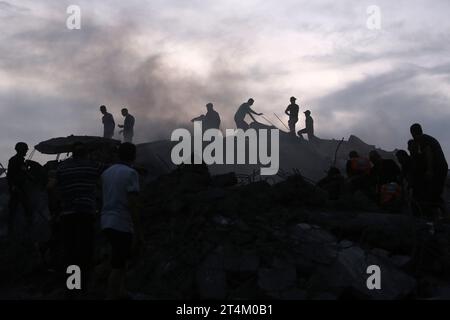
[101,142,144,300]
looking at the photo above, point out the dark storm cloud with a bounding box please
[314,63,450,156]
[0,10,255,162]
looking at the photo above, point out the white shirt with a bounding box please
[101,164,140,233]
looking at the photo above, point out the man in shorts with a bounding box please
[101,142,144,299]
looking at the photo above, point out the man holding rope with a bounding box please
[234,98,264,130]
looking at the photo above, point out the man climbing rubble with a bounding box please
[234,98,263,130]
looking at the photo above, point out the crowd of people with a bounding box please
[318,124,448,217]
[6,141,143,299]
[2,97,448,299]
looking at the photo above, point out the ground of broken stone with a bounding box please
[1,166,450,300]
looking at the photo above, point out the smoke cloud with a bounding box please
[1,0,449,166]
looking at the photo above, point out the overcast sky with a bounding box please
[1,0,449,166]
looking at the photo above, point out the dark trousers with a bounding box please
[288,118,298,134]
[104,228,133,269]
[104,130,115,139]
[427,171,448,204]
[412,170,448,218]
[8,189,32,232]
[123,132,134,143]
[298,129,315,141]
[235,119,249,130]
[60,213,94,279]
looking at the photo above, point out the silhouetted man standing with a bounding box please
[55,142,103,297]
[234,98,263,130]
[191,103,221,131]
[100,105,115,139]
[285,97,299,134]
[410,123,448,207]
[118,108,135,143]
[297,110,315,141]
[101,143,143,300]
[7,142,32,234]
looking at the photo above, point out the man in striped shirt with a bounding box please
[56,142,103,296]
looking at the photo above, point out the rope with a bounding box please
[273,113,290,131]
[27,148,36,161]
[259,114,278,129]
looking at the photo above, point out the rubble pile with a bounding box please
[0,164,450,300]
[121,165,450,300]
[0,132,449,300]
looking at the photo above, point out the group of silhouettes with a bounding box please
[99,105,135,142]
[3,99,448,300]
[318,123,448,218]
[100,98,315,141]
[190,97,315,140]
[6,140,142,299]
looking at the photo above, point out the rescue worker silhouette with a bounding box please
[100,105,115,139]
[191,103,221,131]
[118,108,135,143]
[234,98,263,130]
[285,97,299,135]
[297,110,315,141]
